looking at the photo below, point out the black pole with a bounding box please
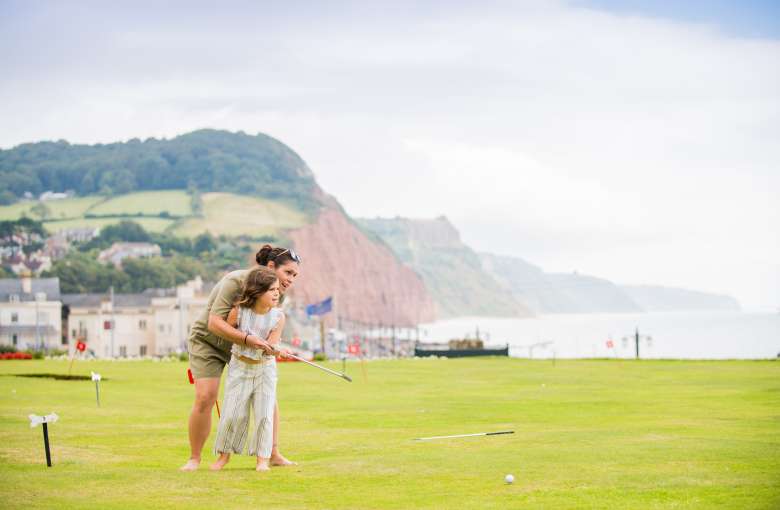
[42,422,52,467]
[635,328,640,360]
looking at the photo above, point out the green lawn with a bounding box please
[0,359,778,509]
[88,191,192,217]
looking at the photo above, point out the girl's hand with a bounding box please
[277,348,293,359]
[246,335,274,354]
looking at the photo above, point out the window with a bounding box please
[12,334,18,346]
[139,345,147,356]
[71,329,77,339]
[61,335,67,345]
[11,312,18,323]
[158,324,165,333]
[9,295,19,303]
[119,346,127,357]
[139,320,147,330]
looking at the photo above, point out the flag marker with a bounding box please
[29,413,58,467]
[91,372,101,406]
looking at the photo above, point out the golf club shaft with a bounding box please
[415,430,514,441]
[288,353,351,381]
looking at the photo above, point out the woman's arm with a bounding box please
[208,313,273,352]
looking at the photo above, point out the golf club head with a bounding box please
[341,374,353,382]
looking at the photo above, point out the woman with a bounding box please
[180,245,301,472]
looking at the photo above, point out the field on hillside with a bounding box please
[0,190,307,238]
[172,192,308,238]
[88,191,193,217]
[0,196,104,221]
[1,358,778,509]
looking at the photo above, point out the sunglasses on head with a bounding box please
[274,248,301,264]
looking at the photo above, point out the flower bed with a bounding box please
[0,352,33,360]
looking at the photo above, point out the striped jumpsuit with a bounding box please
[213,307,282,458]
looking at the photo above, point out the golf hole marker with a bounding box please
[29,412,58,467]
[91,372,101,407]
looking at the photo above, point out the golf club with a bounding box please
[285,352,352,382]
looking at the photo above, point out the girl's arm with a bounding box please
[267,315,286,346]
[267,315,292,359]
[209,310,273,353]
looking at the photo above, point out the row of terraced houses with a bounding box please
[0,275,210,357]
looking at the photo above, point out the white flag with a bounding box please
[29,413,59,428]
[91,372,101,382]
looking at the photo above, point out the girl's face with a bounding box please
[268,261,300,293]
[257,279,280,309]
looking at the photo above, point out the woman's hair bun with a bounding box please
[255,244,274,265]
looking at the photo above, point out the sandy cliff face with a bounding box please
[287,208,436,326]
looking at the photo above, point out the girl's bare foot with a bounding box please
[256,458,271,472]
[180,458,200,471]
[270,452,297,466]
[210,453,230,471]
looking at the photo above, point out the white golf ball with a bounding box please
[505,474,514,484]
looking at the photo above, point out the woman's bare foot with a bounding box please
[256,458,271,472]
[270,452,297,466]
[210,453,230,471]
[180,458,200,471]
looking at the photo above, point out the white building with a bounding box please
[63,277,208,357]
[97,242,162,267]
[0,277,63,351]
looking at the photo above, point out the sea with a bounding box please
[418,311,780,359]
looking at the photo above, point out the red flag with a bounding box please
[76,341,86,352]
[348,344,360,355]
[606,340,614,349]
[187,368,195,384]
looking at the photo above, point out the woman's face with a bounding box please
[268,260,300,293]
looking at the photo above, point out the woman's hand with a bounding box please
[277,348,293,359]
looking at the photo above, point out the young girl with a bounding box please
[210,266,287,472]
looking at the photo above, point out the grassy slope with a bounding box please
[0,190,307,238]
[0,358,777,509]
[172,192,307,238]
[42,217,177,234]
[88,191,193,217]
[0,196,104,221]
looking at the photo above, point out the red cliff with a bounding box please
[287,208,435,326]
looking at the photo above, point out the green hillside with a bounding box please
[0,129,321,212]
[173,192,308,238]
[0,189,306,239]
[0,196,103,221]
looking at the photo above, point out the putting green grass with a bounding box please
[0,359,778,509]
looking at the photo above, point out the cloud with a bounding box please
[0,1,778,307]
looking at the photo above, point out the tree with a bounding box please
[193,233,216,254]
[30,202,52,220]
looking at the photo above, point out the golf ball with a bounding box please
[505,474,514,484]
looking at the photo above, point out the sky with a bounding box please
[1,0,778,309]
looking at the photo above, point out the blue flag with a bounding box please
[306,296,333,316]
